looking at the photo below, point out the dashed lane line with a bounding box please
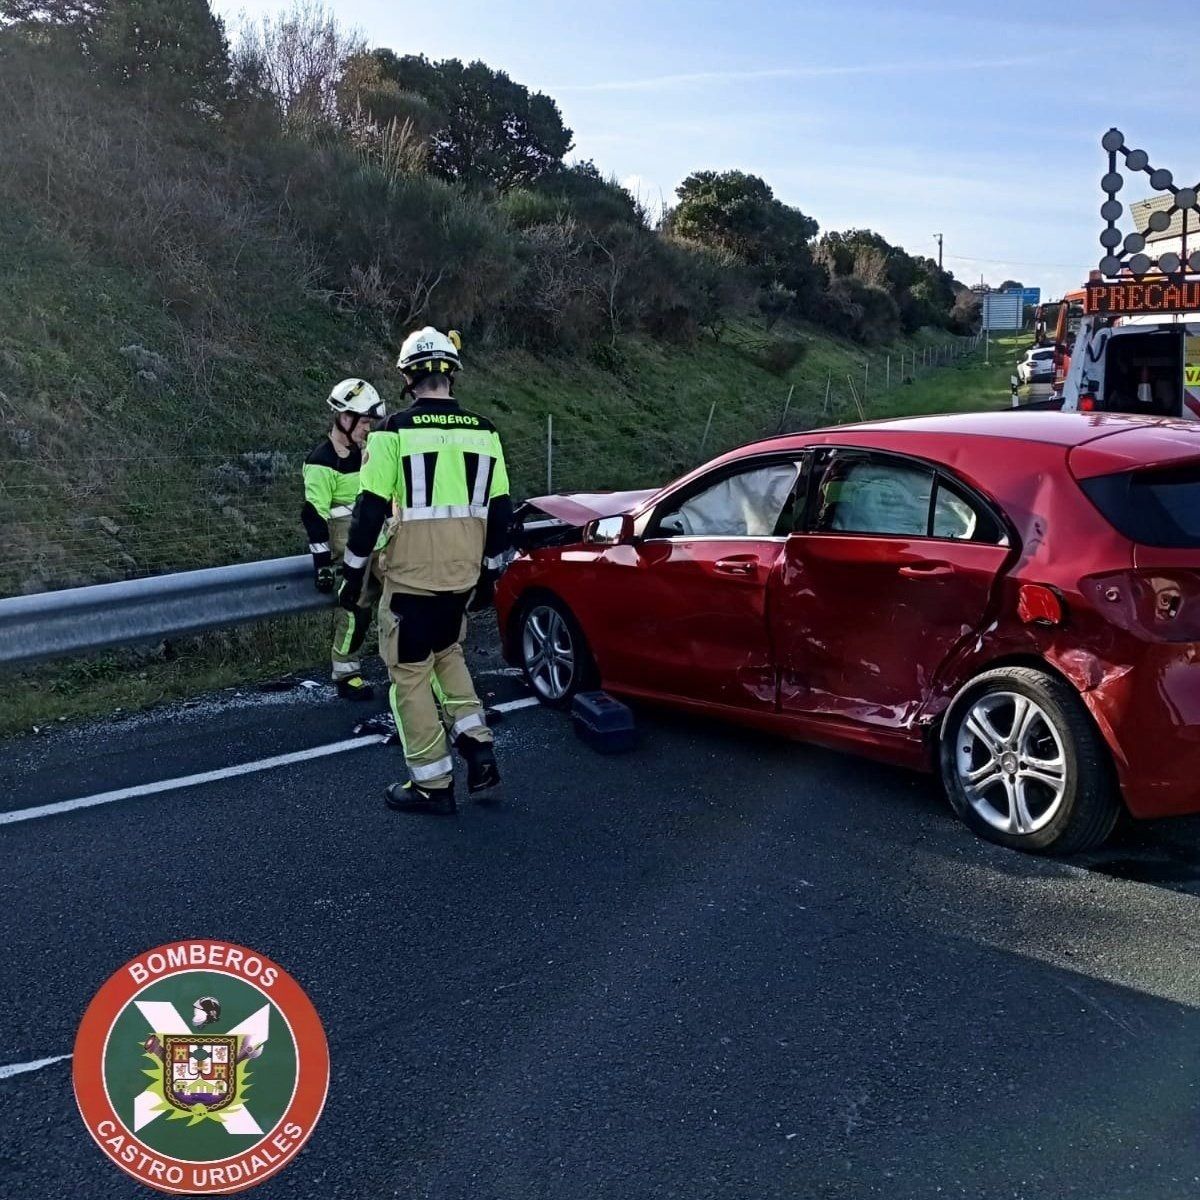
[0,696,543,827]
[0,1053,72,1081]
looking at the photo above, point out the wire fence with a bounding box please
[0,334,984,598]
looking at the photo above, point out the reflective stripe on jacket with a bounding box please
[356,400,510,594]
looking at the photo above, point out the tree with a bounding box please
[336,50,441,140]
[817,227,962,333]
[950,289,981,334]
[668,170,817,266]
[92,0,230,106]
[666,170,821,313]
[232,1,363,122]
[535,161,644,230]
[367,53,572,190]
[998,279,1025,292]
[0,0,106,35]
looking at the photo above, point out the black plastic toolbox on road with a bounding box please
[571,691,637,754]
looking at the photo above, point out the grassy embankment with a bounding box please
[0,309,1029,736]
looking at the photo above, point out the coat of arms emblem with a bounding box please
[162,1035,240,1113]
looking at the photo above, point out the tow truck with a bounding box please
[1051,128,1200,419]
[1058,274,1200,418]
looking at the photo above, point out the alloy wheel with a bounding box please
[522,605,576,701]
[954,691,1068,836]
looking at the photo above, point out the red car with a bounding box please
[496,411,1200,854]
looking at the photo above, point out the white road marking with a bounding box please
[0,695,543,827]
[0,1053,72,1080]
[0,694,550,1083]
[0,735,386,827]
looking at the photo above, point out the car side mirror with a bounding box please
[586,514,633,545]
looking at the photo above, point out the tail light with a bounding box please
[1082,570,1200,642]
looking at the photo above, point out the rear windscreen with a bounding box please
[1080,465,1200,547]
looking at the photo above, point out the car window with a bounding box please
[809,452,1006,543]
[1081,465,1200,547]
[654,460,802,538]
[812,454,934,536]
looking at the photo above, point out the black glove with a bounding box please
[313,559,335,594]
[467,569,497,613]
[338,564,365,611]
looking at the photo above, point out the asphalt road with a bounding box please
[4,625,1200,1199]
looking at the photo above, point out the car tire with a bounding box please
[940,666,1121,855]
[516,596,598,710]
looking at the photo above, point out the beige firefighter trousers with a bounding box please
[329,517,382,681]
[378,583,492,789]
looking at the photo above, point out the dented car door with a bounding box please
[771,448,1009,736]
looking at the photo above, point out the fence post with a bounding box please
[864,359,870,397]
[546,413,553,493]
[822,373,832,416]
[699,401,716,455]
[886,354,891,389]
[777,384,795,433]
[846,375,865,420]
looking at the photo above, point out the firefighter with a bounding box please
[338,328,511,814]
[301,378,386,701]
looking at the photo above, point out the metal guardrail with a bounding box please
[0,555,330,668]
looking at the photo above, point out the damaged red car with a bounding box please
[496,410,1200,854]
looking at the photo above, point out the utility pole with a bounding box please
[933,233,943,271]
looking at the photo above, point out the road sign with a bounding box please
[1003,286,1041,310]
[980,292,1023,331]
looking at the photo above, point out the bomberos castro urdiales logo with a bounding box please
[73,940,329,1194]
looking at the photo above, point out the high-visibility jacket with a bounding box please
[300,438,363,560]
[344,397,512,594]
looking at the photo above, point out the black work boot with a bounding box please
[336,675,375,702]
[456,737,501,795]
[384,781,456,816]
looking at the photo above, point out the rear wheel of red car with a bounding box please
[940,667,1121,855]
[517,597,597,710]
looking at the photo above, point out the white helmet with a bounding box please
[397,327,462,376]
[327,378,385,418]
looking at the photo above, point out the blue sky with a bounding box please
[215,0,1200,300]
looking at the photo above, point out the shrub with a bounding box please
[275,143,521,332]
[500,218,599,350]
[498,188,563,231]
[819,277,901,345]
[755,336,807,376]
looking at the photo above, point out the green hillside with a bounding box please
[0,331,1028,738]
[0,198,982,598]
[0,2,1024,731]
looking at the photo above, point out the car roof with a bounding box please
[763,409,1190,449]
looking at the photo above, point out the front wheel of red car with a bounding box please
[516,597,597,710]
[940,667,1121,855]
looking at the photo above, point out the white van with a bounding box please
[1060,306,1200,419]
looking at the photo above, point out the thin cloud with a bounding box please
[551,52,1068,93]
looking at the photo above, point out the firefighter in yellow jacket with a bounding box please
[301,379,386,701]
[338,329,511,814]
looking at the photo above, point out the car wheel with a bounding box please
[517,597,597,709]
[940,666,1121,855]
